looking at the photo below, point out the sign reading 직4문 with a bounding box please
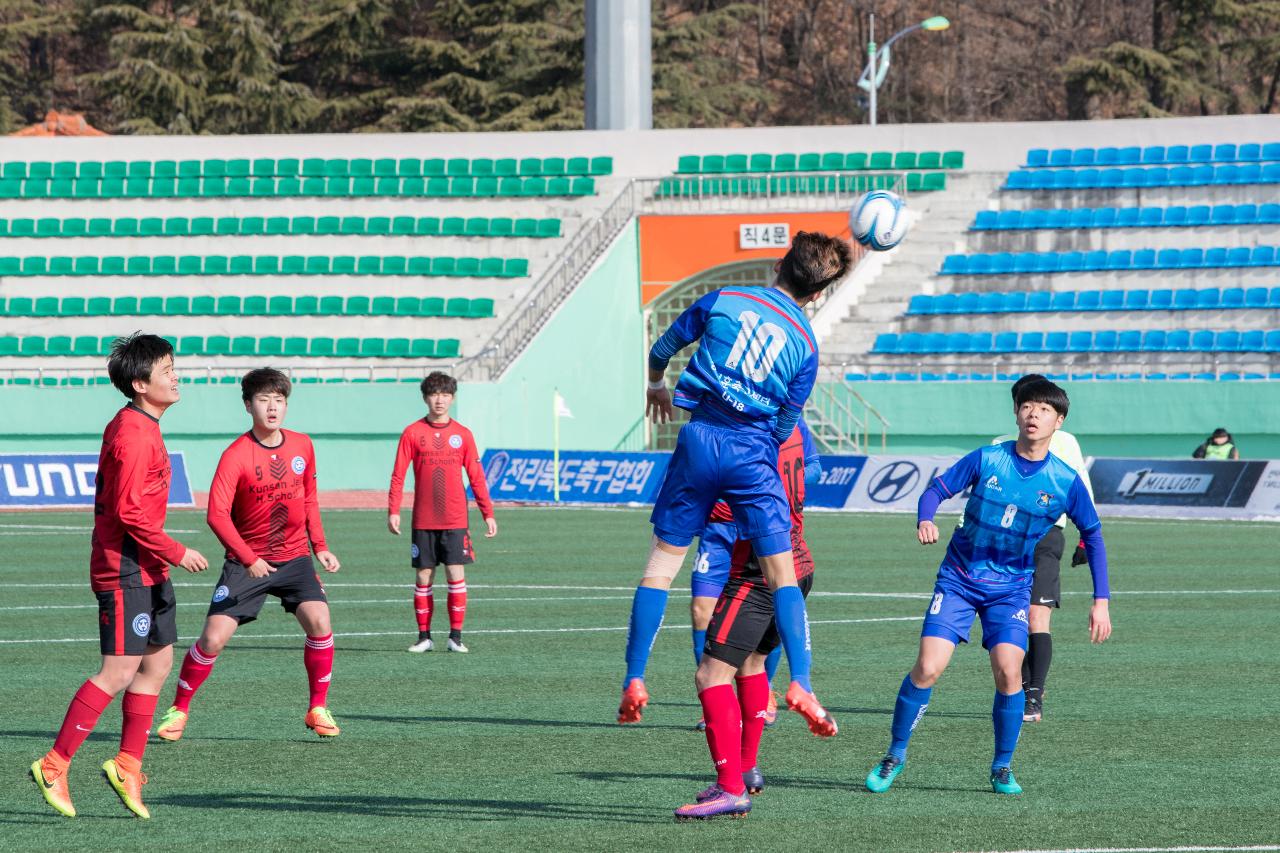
[739,223,790,249]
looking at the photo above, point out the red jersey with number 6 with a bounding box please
[90,405,187,592]
[206,429,328,566]
[389,418,494,530]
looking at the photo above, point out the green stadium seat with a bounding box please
[0,336,16,355]
[403,257,428,275]
[410,338,436,358]
[165,217,190,237]
[150,256,175,275]
[301,177,326,196]
[20,335,45,356]
[537,219,562,238]
[190,216,215,236]
[87,297,111,316]
[367,216,391,236]
[105,161,128,178]
[324,158,348,177]
[34,297,58,316]
[139,296,164,315]
[381,256,407,275]
[310,216,337,236]
[435,339,460,359]
[73,179,100,198]
[261,216,288,236]
[213,296,239,316]
[1,163,25,180]
[46,335,72,356]
[72,257,99,276]
[369,296,395,315]
[9,218,34,237]
[135,217,162,237]
[424,177,449,197]
[445,297,469,317]
[420,158,444,177]
[266,295,291,315]
[893,151,918,169]
[164,296,190,315]
[445,158,469,177]
[73,335,99,356]
[124,178,150,197]
[441,217,464,237]
[204,335,231,356]
[430,257,456,276]
[20,257,45,275]
[318,296,344,315]
[178,336,203,356]
[309,337,334,356]
[258,336,283,357]
[455,257,480,276]
[923,172,946,191]
[547,177,571,195]
[566,156,589,175]
[359,338,385,357]
[97,335,116,355]
[419,297,444,317]
[204,255,229,275]
[78,162,102,180]
[504,258,529,277]
[917,151,941,169]
[101,178,125,198]
[250,158,274,177]
[475,177,498,197]
[0,179,21,198]
[470,297,495,318]
[490,158,515,177]
[570,177,594,195]
[36,218,59,237]
[471,158,494,177]
[231,336,256,356]
[351,176,376,196]
[391,216,416,236]
[101,256,125,275]
[112,296,137,314]
[175,255,199,275]
[449,177,475,196]
[283,337,308,356]
[394,296,420,316]
[335,337,360,357]
[339,216,364,236]
[342,296,368,316]
[331,256,355,274]
[942,150,964,169]
[236,216,263,236]
[60,296,84,316]
[52,161,76,179]
[292,295,318,315]
[324,177,349,196]
[47,179,73,198]
[465,217,489,237]
[291,216,315,235]
[229,255,253,275]
[125,256,151,276]
[356,256,381,275]
[478,257,505,277]
[384,337,410,357]
[125,161,151,179]
[190,296,215,314]
[513,218,537,238]
[301,256,327,275]
[223,177,248,196]
[301,157,325,177]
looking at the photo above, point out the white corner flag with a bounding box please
[555,391,574,419]
[553,389,573,502]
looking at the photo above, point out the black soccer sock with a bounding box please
[418,630,432,642]
[1026,632,1053,695]
[449,628,462,642]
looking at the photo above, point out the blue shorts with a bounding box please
[691,521,736,599]
[920,566,1032,651]
[650,420,790,556]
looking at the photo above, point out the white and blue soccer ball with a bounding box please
[850,190,910,251]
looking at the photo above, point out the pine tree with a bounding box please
[284,0,396,132]
[652,2,767,128]
[76,3,208,134]
[0,0,70,132]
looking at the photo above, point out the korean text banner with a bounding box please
[0,452,195,508]
[481,450,670,504]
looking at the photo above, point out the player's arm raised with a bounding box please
[387,429,413,535]
[114,436,205,572]
[645,293,714,424]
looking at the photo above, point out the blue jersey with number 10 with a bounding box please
[649,288,819,440]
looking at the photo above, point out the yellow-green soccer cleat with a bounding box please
[30,758,76,818]
[305,706,341,738]
[155,706,188,742]
[102,758,150,819]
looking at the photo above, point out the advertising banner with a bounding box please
[842,455,966,513]
[807,455,868,509]
[0,452,195,509]
[1089,457,1272,518]
[481,450,670,504]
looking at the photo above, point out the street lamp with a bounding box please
[858,14,950,126]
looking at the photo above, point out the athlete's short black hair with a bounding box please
[1010,373,1047,403]
[241,367,292,402]
[777,231,854,299]
[420,371,457,399]
[107,332,174,400]
[1014,377,1070,417]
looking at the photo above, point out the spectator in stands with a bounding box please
[1192,428,1239,460]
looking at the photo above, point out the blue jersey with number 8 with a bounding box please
[649,288,819,442]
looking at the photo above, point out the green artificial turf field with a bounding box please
[1,507,1277,852]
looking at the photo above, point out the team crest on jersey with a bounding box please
[411,543,420,559]
[985,475,1002,491]
[1037,491,1052,508]
[449,434,463,449]
[291,455,306,475]
[212,585,230,603]
[131,613,151,637]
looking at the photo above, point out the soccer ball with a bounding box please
[850,190,909,251]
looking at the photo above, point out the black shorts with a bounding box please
[97,579,178,656]
[704,574,814,669]
[1030,526,1066,608]
[206,555,327,625]
[411,528,474,568]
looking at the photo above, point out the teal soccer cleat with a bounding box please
[990,766,1023,795]
[865,755,904,793]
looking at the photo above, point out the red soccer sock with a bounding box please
[699,683,745,795]
[736,671,770,770]
[119,691,158,763]
[447,581,467,632]
[304,633,334,709]
[413,584,434,633]
[50,679,114,764]
[173,642,218,713]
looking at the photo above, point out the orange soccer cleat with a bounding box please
[305,706,341,738]
[785,682,839,738]
[617,679,649,724]
[763,689,779,728]
[30,754,75,818]
[102,756,150,819]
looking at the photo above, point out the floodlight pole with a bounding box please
[868,14,877,127]
[862,14,950,126]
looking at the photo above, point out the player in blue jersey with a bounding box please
[690,421,822,731]
[618,232,851,736]
[864,378,1112,796]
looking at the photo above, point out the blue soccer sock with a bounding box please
[771,585,812,692]
[888,674,933,761]
[991,689,1025,770]
[691,627,706,665]
[623,586,668,689]
[763,644,782,683]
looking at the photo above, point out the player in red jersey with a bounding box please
[388,372,496,653]
[674,424,828,821]
[155,369,341,742]
[30,333,209,820]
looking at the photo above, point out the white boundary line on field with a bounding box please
[0,614,920,645]
[956,846,1280,853]
[0,594,637,612]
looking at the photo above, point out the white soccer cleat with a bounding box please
[446,638,469,653]
[408,637,434,653]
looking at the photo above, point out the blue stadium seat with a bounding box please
[1026,291,1051,312]
[1166,144,1189,163]
[1226,247,1250,267]
[1167,330,1191,351]
[1124,289,1149,310]
[1211,204,1236,225]
[990,253,1014,274]
[1004,292,1028,312]
[1138,207,1163,227]
[1214,143,1237,161]
[1067,331,1092,352]
[935,293,960,313]
[1204,247,1228,266]
[1141,330,1167,351]
[1091,207,1117,228]
[893,373,918,382]
[1047,148,1072,167]
[1077,290,1102,311]
[1244,287,1268,308]
[969,255,992,275]
[1022,209,1050,229]
[972,210,998,230]
[1083,250,1108,271]
[944,332,970,352]
[1197,288,1221,308]
[1270,287,1280,307]
[941,255,967,275]
[1116,207,1141,227]
[1235,203,1257,224]
[1013,253,1038,274]
[1075,168,1100,188]
[1190,165,1213,184]
[1214,330,1241,352]
[1094,330,1118,352]
[1099,290,1124,310]
[1050,291,1076,311]
[1263,142,1280,160]
[1117,146,1140,165]
[1133,249,1156,269]
[1027,171,1053,190]
[1190,330,1214,350]
[970,333,994,353]
[1122,169,1144,188]
[1050,171,1076,190]
[957,292,981,313]
[1235,164,1261,183]
[1118,330,1141,350]
[1239,143,1261,161]
[1260,203,1280,223]
[922,333,947,353]
[872,333,899,353]
[996,210,1022,229]
[1097,147,1119,166]
[1264,163,1280,183]
[1189,144,1212,162]
[1045,331,1069,352]
[906,295,931,314]
[1241,330,1264,350]
[898,333,925,354]
[1041,209,1067,229]
[1186,205,1211,226]
[1142,145,1165,164]
[1006,171,1033,190]
[1251,246,1276,266]
[1214,164,1238,184]
[1026,149,1050,167]
[978,292,1006,313]
[1070,148,1095,167]
[1020,332,1044,352]
[1266,330,1280,352]
[1179,248,1204,268]
[1106,250,1132,270]
[1164,206,1187,226]
[1173,289,1198,309]
[1099,168,1124,188]
[1069,208,1093,229]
